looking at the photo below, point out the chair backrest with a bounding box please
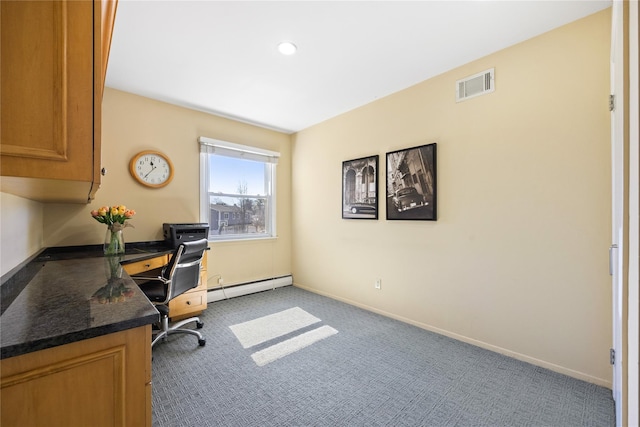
[163,238,208,301]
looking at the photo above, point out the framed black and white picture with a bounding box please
[386,143,437,221]
[342,155,379,219]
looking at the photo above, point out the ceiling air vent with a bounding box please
[456,68,495,102]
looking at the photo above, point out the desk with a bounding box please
[0,243,180,357]
[0,242,175,427]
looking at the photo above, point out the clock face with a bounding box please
[129,151,174,188]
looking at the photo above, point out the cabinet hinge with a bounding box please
[610,348,616,365]
[609,94,616,112]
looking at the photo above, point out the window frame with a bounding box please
[199,136,279,242]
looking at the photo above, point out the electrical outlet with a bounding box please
[374,279,381,290]
[218,277,224,285]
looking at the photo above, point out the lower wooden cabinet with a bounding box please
[169,251,208,320]
[0,325,152,427]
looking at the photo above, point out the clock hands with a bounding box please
[143,161,156,179]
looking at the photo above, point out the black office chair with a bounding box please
[134,239,208,348]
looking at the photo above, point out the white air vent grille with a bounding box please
[456,68,495,102]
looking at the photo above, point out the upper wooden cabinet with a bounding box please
[0,0,117,203]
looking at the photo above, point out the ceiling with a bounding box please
[105,0,611,134]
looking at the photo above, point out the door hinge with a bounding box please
[609,94,616,112]
[610,348,616,365]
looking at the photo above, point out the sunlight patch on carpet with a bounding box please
[251,325,338,366]
[229,307,338,366]
[229,307,321,348]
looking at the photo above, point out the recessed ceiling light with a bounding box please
[277,41,297,56]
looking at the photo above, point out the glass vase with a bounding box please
[104,224,125,256]
[104,255,124,278]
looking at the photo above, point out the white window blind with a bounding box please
[198,136,279,164]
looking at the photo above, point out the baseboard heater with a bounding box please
[207,275,292,303]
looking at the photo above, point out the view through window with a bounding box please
[199,138,278,240]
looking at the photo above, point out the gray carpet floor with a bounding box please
[150,285,615,427]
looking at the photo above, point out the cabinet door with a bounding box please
[0,326,152,427]
[1,1,93,178]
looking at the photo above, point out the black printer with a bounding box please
[163,223,209,248]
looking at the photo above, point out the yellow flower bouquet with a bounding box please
[91,205,136,255]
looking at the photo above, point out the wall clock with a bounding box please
[129,150,174,188]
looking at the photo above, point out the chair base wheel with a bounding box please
[196,321,204,329]
[198,338,206,346]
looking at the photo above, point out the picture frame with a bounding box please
[386,143,437,221]
[342,155,379,219]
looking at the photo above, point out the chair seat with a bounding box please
[138,281,166,302]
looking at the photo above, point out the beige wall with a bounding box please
[291,10,612,385]
[0,192,43,276]
[42,88,292,288]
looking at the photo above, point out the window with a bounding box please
[199,137,279,241]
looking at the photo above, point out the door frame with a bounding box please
[626,1,639,425]
[610,2,639,425]
[610,2,624,424]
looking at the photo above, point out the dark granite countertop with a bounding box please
[0,242,173,359]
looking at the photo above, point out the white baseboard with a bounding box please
[293,283,612,389]
[207,275,292,302]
